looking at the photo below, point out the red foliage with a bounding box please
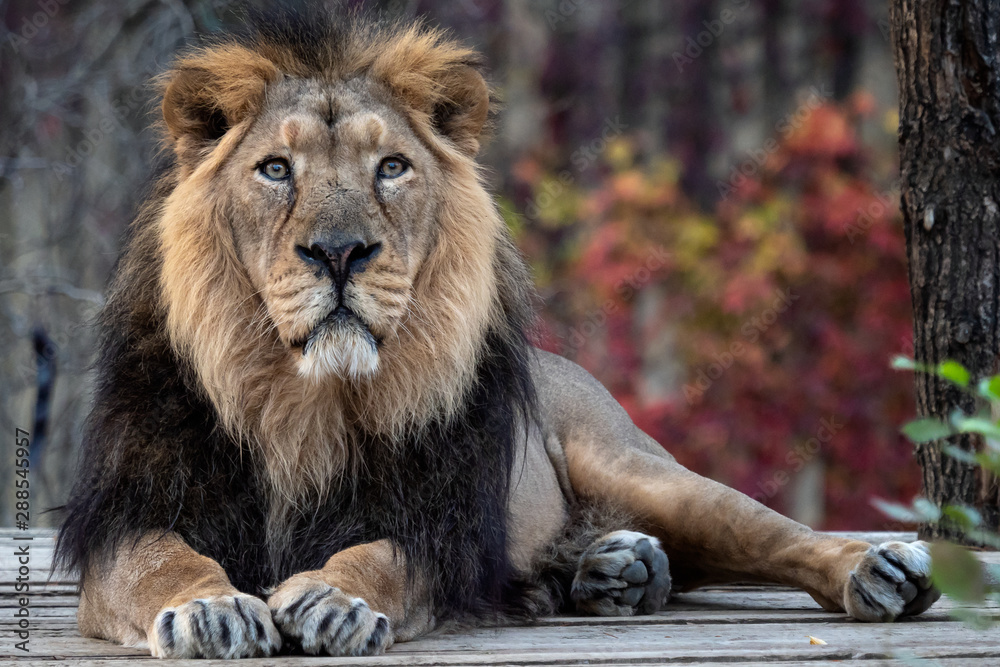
[514,101,919,529]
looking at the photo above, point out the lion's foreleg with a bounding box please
[78,532,280,658]
[267,539,431,657]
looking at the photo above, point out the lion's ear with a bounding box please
[430,63,491,156]
[160,46,279,162]
[371,30,493,156]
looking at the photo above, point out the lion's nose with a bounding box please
[297,237,381,289]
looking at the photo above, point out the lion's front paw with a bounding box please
[845,541,941,622]
[268,575,392,656]
[149,593,281,659]
[571,530,672,616]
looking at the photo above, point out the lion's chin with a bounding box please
[295,308,379,381]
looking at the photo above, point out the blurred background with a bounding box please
[0,0,916,530]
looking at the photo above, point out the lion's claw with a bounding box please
[268,576,392,656]
[149,593,281,659]
[571,530,671,616]
[845,541,941,622]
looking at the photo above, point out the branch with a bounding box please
[0,279,105,305]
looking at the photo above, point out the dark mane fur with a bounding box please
[55,8,539,621]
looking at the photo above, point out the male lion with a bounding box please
[57,8,939,659]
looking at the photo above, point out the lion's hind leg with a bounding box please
[571,530,671,616]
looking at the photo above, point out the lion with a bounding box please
[56,8,940,659]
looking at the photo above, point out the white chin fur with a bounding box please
[296,321,379,381]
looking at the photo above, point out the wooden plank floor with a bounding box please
[2,529,998,665]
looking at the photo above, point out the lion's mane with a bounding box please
[56,8,538,619]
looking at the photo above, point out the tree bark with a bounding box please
[890,0,1000,541]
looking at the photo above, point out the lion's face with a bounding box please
[220,78,441,380]
[155,20,523,462]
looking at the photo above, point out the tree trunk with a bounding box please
[890,0,1000,541]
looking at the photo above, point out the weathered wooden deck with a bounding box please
[2,529,998,665]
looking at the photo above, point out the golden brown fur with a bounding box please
[59,9,941,660]
[157,18,503,513]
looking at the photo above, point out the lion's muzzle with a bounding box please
[296,233,382,293]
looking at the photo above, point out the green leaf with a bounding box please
[871,498,920,523]
[931,542,987,603]
[891,651,946,667]
[912,498,943,522]
[976,375,1000,401]
[942,445,979,464]
[949,607,994,630]
[987,564,1000,591]
[977,451,1000,476]
[951,415,1000,440]
[966,530,1000,550]
[892,649,941,667]
[942,504,982,529]
[891,356,917,371]
[938,360,970,387]
[901,418,953,443]
[943,445,1000,476]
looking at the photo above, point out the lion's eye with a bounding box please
[260,158,291,181]
[377,156,409,179]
